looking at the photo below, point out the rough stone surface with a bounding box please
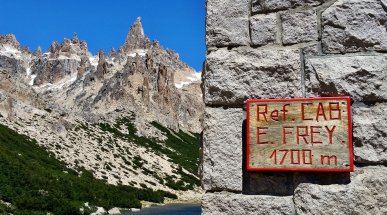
[352,103,387,164]
[202,108,243,191]
[252,0,327,14]
[294,166,387,215]
[204,47,302,105]
[282,10,318,45]
[206,0,250,47]
[305,55,387,101]
[322,0,387,53]
[91,207,107,215]
[250,13,277,46]
[108,207,121,215]
[204,0,387,212]
[0,55,26,78]
[243,172,294,195]
[302,43,320,56]
[202,193,294,215]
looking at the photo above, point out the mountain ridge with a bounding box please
[0,17,204,201]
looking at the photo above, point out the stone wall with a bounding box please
[201,0,387,214]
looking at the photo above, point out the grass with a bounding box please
[0,123,177,215]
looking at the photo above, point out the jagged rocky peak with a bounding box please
[72,32,79,43]
[98,49,106,62]
[95,49,108,79]
[48,41,59,53]
[0,34,30,80]
[47,33,89,59]
[0,34,20,48]
[146,40,191,73]
[123,17,151,52]
[0,34,25,60]
[33,46,42,57]
[30,33,92,87]
[108,47,116,59]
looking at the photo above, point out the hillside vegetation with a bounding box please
[97,115,201,191]
[0,123,177,215]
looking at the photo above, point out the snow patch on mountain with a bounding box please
[34,72,78,91]
[128,49,147,57]
[174,71,201,89]
[0,45,22,59]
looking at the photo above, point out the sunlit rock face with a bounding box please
[0,18,204,200]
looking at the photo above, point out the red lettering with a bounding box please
[281,104,290,121]
[270,110,279,121]
[279,150,289,165]
[257,104,268,122]
[321,155,337,165]
[316,102,327,121]
[290,149,300,164]
[329,102,341,120]
[325,125,336,144]
[296,126,309,144]
[302,149,312,164]
[257,127,268,144]
[301,103,313,121]
[310,126,322,144]
[282,126,293,144]
[270,149,313,165]
[270,150,277,164]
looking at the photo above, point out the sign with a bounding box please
[246,97,354,172]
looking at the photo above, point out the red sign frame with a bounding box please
[246,97,354,172]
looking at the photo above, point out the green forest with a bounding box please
[0,123,177,215]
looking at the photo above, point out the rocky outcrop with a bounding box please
[0,34,20,48]
[122,17,150,52]
[33,47,42,57]
[108,47,116,59]
[0,17,203,200]
[95,50,108,80]
[108,207,121,215]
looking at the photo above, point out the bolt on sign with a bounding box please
[246,97,354,172]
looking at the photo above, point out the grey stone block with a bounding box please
[202,108,244,191]
[281,10,318,45]
[352,103,387,164]
[206,0,250,47]
[202,192,294,215]
[302,43,320,56]
[204,47,302,105]
[243,172,294,195]
[294,166,387,215]
[250,13,277,46]
[305,55,387,102]
[322,0,387,53]
[252,0,328,14]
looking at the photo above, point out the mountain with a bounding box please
[0,17,204,203]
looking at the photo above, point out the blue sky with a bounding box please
[0,0,205,71]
